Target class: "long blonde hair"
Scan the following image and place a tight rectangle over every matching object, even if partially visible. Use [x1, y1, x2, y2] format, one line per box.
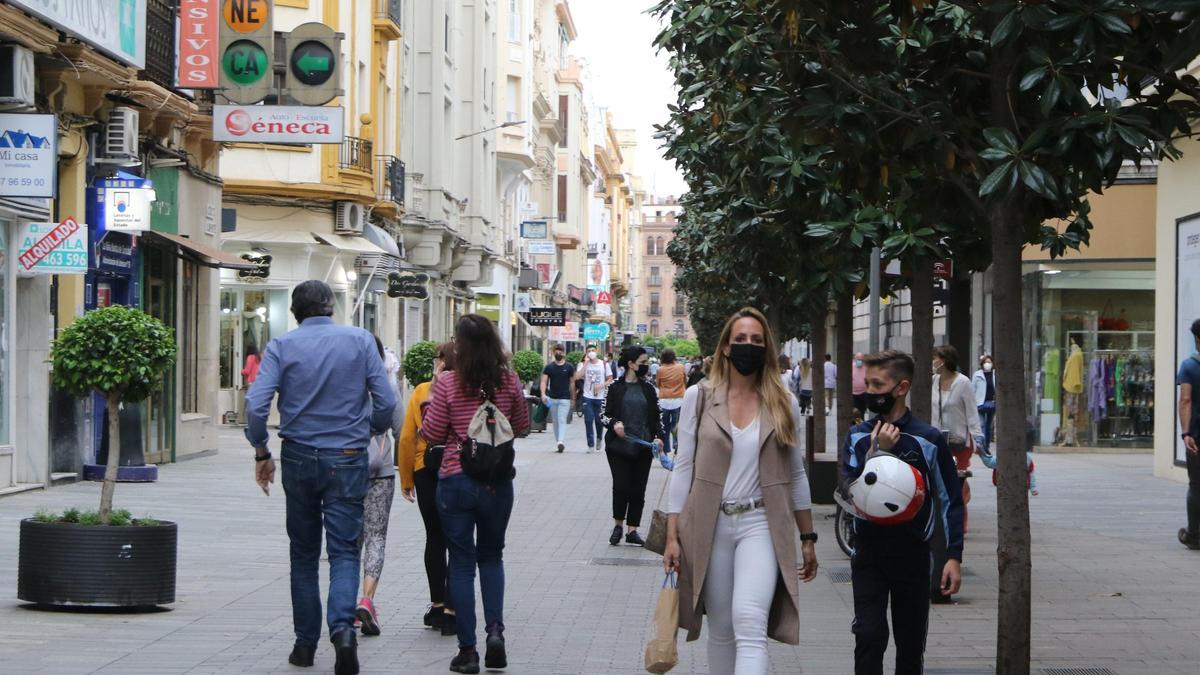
[706, 307, 796, 445]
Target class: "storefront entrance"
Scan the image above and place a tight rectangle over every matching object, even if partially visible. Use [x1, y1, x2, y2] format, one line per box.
[142, 245, 175, 463]
[219, 286, 289, 422]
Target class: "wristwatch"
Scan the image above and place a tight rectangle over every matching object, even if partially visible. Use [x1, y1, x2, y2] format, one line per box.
[1183, 433, 1192, 441]
[799, 532, 818, 543]
[254, 450, 272, 462]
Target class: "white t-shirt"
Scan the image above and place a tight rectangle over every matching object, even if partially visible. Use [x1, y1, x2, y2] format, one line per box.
[581, 360, 608, 400]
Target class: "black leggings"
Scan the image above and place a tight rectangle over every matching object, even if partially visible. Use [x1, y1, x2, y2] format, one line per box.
[606, 447, 653, 528]
[414, 467, 452, 610]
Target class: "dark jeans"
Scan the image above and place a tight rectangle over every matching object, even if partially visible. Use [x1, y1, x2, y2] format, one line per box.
[414, 466, 451, 609]
[661, 407, 681, 455]
[437, 473, 514, 649]
[1187, 450, 1200, 538]
[280, 442, 369, 648]
[582, 398, 605, 448]
[978, 401, 996, 452]
[799, 390, 813, 414]
[606, 447, 653, 527]
[851, 534, 932, 675]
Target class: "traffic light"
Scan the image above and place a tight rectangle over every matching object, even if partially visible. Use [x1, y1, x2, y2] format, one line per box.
[284, 23, 343, 106]
[219, 0, 274, 105]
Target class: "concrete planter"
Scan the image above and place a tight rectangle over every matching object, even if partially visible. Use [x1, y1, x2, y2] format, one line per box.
[17, 519, 177, 609]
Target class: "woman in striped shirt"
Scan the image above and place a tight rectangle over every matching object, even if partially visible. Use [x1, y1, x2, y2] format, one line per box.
[422, 315, 530, 674]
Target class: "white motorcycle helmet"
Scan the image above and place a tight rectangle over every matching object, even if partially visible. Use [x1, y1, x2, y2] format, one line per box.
[849, 454, 927, 525]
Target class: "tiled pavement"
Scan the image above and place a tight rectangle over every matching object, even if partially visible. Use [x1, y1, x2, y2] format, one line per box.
[0, 416, 1198, 674]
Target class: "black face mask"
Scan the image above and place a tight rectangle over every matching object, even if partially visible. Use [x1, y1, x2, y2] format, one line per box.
[865, 385, 903, 415]
[554, 353, 564, 362]
[728, 343, 767, 376]
[636, 364, 650, 378]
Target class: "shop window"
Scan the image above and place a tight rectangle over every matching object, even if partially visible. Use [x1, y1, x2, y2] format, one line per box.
[219, 290, 237, 390]
[181, 262, 199, 413]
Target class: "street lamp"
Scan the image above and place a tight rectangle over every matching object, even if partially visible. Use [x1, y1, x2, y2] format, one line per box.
[455, 120, 528, 141]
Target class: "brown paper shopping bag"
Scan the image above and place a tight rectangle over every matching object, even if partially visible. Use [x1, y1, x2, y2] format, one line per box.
[644, 572, 680, 674]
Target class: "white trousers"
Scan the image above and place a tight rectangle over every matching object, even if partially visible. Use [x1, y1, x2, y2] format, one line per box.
[703, 508, 778, 675]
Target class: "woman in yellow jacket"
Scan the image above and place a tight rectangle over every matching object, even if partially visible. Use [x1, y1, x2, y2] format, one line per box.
[398, 342, 457, 636]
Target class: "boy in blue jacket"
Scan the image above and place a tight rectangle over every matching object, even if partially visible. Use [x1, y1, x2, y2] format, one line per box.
[840, 350, 965, 675]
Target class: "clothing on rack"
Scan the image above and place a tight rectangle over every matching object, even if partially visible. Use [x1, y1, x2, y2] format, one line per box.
[1087, 357, 1108, 422]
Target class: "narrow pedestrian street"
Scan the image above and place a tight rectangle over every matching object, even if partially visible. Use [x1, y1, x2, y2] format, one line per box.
[0, 420, 1196, 674]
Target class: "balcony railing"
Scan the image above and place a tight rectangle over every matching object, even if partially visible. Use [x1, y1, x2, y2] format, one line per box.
[141, 0, 177, 91]
[376, 0, 403, 26]
[376, 155, 405, 207]
[673, 305, 686, 317]
[649, 307, 662, 317]
[340, 137, 374, 173]
[648, 276, 663, 287]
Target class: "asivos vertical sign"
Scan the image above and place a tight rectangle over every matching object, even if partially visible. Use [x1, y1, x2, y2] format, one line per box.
[178, 0, 220, 87]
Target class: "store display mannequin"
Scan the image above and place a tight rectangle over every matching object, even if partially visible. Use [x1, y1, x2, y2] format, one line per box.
[1060, 339, 1084, 446]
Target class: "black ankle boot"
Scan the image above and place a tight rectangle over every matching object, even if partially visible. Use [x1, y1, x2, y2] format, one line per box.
[450, 647, 480, 674]
[331, 629, 359, 675]
[288, 644, 315, 667]
[442, 612, 458, 636]
[424, 604, 446, 628]
[485, 624, 507, 670]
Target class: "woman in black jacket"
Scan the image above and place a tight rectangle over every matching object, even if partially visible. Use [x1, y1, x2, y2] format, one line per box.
[600, 346, 665, 547]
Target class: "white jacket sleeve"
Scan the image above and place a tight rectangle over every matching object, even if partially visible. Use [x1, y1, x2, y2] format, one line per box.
[961, 376, 984, 445]
[789, 395, 813, 511]
[666, 386, 701, 514]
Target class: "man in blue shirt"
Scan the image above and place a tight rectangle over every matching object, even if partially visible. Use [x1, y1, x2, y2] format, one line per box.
[1176, 318, 1200, 550]
[840, 350, 964, 675]
[247, 280, 396, 675]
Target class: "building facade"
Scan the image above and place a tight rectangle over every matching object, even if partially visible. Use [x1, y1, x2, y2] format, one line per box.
[635, 197, 693, 340]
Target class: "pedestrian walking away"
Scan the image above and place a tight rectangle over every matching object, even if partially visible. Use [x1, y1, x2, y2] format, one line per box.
[824, 354, 837, 415]
[1176, 318, 1200, 551]
[840, 350, 964, 675]
[600, 346, 666, 548]
[422, 315, 531, 674]
[663, 307, 818, 675]
[577, 345, 613, 453]
[972, 354, 997, 454]
[354, 337, 404, 637]
[852, 352, 868, 420]
[398, 343, 458, 635]
[656, 348, 688, 456]
[795, 357, 814, 415]
[245, 280, 398, 675]
[541, 344, 576, 453]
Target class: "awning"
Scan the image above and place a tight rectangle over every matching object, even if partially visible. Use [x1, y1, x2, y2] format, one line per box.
[140, 231, 259, 270]
[222, 228, 320, 245]
[313, 232, 388, 254]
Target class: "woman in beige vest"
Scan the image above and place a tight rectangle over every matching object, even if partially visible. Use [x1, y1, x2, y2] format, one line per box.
[663, 307, 818, 674]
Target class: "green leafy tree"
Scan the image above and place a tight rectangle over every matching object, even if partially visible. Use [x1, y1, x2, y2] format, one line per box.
[512, 350, 545, 386]
[656, 1, 1200, 670]
[402, 341, 438, 386]
[565, 350, 584, 366]
[50, 306, 176, 525]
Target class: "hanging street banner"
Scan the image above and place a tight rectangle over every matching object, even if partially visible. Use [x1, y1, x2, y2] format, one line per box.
[213, 105, 345, 144]
[8, 0, 146, 68]
[549, 321, 578, 342]
[179, 0, 220, 87]
[528, 307, 567, 327]
[526, 240, 555, 255]
[0, 113, 57, 198]
[520, 220, 548, 238]
[18, 218, 88, 276]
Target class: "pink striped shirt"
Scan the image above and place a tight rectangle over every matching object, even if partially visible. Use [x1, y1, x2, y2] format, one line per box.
[421, 370, 530, 479]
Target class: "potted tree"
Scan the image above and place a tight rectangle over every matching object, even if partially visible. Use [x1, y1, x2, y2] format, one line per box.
[18, 305, 178, 609]
[512, 350, 546, 433]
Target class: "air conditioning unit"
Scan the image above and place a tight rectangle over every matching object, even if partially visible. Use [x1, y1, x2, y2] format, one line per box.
[335, 201, 366, 234]
[105, 107, 139, 160]
[0, 44, 35, 108]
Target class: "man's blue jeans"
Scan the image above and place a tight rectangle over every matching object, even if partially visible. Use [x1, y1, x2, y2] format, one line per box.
[582, 397, 605, 448]
[977, 402, 996, 452]
[280, 442, 369, 648]
[661, 407, 681, 455]
[548, 398, 572, 443]
[437, 473, 514, 649]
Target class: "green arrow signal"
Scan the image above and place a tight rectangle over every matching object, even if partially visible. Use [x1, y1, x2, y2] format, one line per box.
[296, 52, 330, 75]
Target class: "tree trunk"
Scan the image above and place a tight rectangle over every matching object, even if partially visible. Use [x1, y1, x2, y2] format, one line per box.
[949, 272, 973, 362]
[992, 209, 1033, 674]
[99, 393, 122, 525]
[909, 256, 934, 421]
[809, 303, 828, 455]
[836, 294, 855, 443]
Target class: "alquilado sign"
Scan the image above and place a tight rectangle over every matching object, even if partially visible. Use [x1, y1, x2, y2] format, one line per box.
[18, 217, 88, 276]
